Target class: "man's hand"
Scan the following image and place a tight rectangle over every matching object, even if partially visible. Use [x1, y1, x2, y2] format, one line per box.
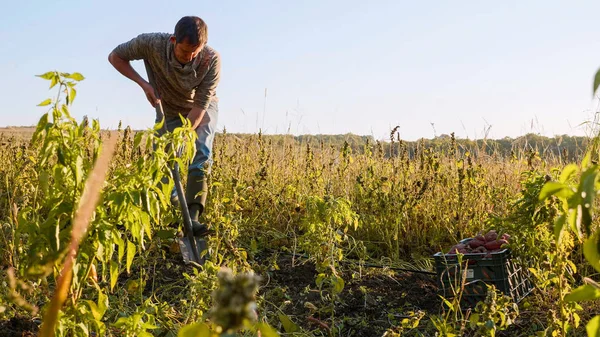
[187, 107, 206, 130]
[140, 81, 160, 107]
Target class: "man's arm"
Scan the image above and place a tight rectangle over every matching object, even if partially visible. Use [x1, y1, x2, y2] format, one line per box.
[186, 107, 206, 130]
[108, 53, 158, 107]
[191, 51, 221, 128]
[108, 34, 159, 107]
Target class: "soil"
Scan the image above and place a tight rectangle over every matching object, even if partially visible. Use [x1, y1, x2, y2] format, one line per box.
[259, 254, 441, 336]
[0, 316, 37, 337]
[0, 249, 554, 336]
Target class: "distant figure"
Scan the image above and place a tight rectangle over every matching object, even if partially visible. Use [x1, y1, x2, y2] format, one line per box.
[108, 16, 221, 236]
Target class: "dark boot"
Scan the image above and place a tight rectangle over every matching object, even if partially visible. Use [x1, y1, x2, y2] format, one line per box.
[186, 174, 210, 237]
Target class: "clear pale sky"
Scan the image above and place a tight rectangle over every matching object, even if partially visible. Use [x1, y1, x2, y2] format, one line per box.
[1, 1, 599, 141]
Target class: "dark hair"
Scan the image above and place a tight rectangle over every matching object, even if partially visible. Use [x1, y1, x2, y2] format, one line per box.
[174, 16, 208, 46]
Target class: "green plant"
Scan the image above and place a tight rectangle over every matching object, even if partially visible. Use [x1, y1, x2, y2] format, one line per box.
[468, 285, 519, 337]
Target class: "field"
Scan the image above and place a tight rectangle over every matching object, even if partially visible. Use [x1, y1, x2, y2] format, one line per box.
[1, 72, 600, 337]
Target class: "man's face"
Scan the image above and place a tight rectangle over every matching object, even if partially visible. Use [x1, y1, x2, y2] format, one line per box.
[170, 36, 204, 64]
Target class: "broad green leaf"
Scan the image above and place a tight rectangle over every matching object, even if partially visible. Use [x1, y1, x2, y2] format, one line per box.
[469, 313, 480, 329]
[315, 273, 326, 287]
[97, 290, 108, 316]
[126, 240, 136, 273]
[560, 164, 579, 183]
[40, 171, 49, 195]
[37, 71, 55, 80]
[110, 260, 118, 291]
[76, 322, 89, 335]
[332, 275, 345, 294]
[499, 310, 507, 327]
[565, 284, 600, 302]
[49, 76, 58, 89]
[85, 300, 102, 321]
[142, 322, 158, 329]
[37, 98, 52, 107]
[584, 234, 600, 273]
[67, 72, 85, 81]
[177, 322, 211, 337]
[70, 88, 77, 104]
[278, 313, 300, 333]
[61, 105, 74, 121]
[587, 315, 600, 337]
[579, 169, 597, 236]
[32, 112, 49, 144]
[154, 117, 165, 132]
[257, 323, 280, 337]
[594, 67, 600, 96]
[115, 235, 125, 261]
[114, 317, 128, 327]
[567, 208, 580, 239]
[141, 212, 152, 240]
[539, 181, 570, 201]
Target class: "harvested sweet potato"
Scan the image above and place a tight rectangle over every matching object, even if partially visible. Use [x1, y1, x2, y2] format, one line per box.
[468, 239, 485, 249]
[484, 240, 503, 251]
[484, 230, 498, 242]
[447, 243, 468, 255]
[473, 246, 486, 253]
[475, 234, 485, 242]
[501, 233, 511, 241]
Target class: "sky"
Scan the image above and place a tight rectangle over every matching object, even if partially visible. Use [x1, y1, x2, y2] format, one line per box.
[1, 1, 600, 141]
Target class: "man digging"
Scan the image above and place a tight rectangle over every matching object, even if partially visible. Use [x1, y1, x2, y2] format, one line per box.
[108, 16, 220, 238]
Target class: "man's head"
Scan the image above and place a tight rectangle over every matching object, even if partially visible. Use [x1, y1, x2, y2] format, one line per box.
[170, 16, 208, 64]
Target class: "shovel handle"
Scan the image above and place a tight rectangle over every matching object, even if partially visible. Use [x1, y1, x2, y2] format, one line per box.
[143, 61, 202, 264]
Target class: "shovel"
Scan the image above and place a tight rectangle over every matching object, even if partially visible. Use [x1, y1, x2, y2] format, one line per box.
[144, 61, 208, 266]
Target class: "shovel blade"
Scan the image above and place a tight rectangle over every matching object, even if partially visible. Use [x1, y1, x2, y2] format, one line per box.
[178, 237, 209, 265]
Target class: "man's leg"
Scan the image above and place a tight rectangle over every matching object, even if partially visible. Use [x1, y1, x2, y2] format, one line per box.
[187, 100, 219, 227]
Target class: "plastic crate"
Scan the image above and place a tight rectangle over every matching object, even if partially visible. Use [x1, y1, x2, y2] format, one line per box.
[433, 238, 533, 307]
